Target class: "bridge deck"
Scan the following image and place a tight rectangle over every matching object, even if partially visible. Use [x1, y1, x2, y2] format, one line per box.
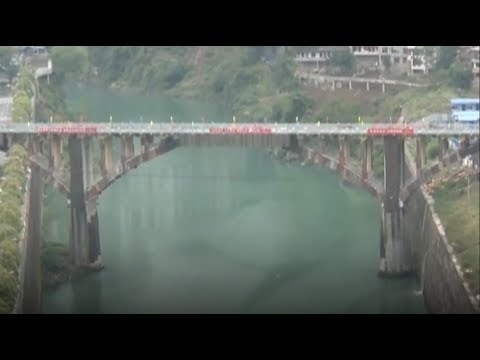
[1, 122, 479, 136]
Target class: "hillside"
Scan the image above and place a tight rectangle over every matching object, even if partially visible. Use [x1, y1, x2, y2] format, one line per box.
[88, 46, 313, 122]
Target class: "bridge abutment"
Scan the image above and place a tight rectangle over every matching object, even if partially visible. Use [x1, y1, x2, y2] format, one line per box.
[379, 136, 414, 277]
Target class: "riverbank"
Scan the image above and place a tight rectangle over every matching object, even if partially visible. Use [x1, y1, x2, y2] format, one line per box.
[430, 167, 479, 299]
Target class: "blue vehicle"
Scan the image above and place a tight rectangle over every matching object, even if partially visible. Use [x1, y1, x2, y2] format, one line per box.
[450, 98, 480, 123]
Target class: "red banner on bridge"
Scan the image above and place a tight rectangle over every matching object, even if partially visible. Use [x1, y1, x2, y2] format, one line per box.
[367, 126, 414, 136]
[208, 125, 272, 134]
[37, 125, 98, 134]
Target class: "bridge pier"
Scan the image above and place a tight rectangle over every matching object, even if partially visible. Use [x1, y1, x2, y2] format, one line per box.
[382, 82, 385, 94]
[379, 136, 413, 277]
[349, 81, 352, 90]
[415, 135, 428, 177]
[100, 136, 113, 177]
[437, 136, 449, 167]
[367, 81, 370, 92]
[337, 136, 346, 173]
[361, 137, 373, 181]
[82, 137, 94, 190]
[68, 136, 102, 268]
[27, 135, 41, 155]
[51, 135, 62, 172]
[0, 133, 12, 152]
[121, 135, 134, 169]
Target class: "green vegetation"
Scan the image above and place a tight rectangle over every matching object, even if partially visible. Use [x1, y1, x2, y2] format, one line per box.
[12, 66, 35, 123]
[327, 50, 356, 76]
[448, 62, 474, 90]
[51, 46, 89, 82]
[432, 176, 479, 296]
[436, 46, 458, 71]
[0, 46, 19, 85]
[0, 144, 29, 314]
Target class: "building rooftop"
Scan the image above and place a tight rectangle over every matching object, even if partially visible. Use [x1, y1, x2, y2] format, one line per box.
[451, 98, 480, 105]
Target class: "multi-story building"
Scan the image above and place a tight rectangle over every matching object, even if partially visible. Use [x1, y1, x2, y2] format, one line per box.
[293, 46, 349, 73]
[470, 46, 479, 80]
[294, 46, 438, 77]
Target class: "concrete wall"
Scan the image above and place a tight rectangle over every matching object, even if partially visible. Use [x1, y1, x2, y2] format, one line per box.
[21, 163, 44, 314]
[403, 154, 479, 313]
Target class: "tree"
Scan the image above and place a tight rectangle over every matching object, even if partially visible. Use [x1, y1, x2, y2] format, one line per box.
[448, 62, 473, 90]
[382, 55, 391, 72]
[0, 47, 13, 71]
[271, 54, 298, 91]
[436, 46, 458, 70]
[242, 47, 262, 66]
[0, 223, 18, 242]
[328, 50, 355, 75]
[51, 46, 89, 81]
[7, 144, 28, 164]
[3, 155, 25, 170]
[0, 265, 18, 311]
[15, 76, 34, 97]
[0, 240, 21, 273]
[12, 94, 32, 123]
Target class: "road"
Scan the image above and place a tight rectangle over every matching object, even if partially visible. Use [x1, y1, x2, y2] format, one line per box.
[0, 121, 478, 136]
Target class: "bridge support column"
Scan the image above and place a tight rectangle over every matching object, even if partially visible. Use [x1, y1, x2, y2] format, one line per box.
[22, 163, 44, 314]
[337, 136, 346, 173]
[382, 82, 385, 94]
[68, 136, 102, 268]
[51, 135, 62, 172]
[367, 81, 370, 92]
[27, 135, 41, 155]
[349, 81, 352, 90]
[100, 136, 113, 177]
[437, 136, 449, 166]
[140, 134, 155, 153]
[82, 137, 94, 190]
[379, 136, 413, 277]
[318, 136, 326, 153]
[121, 135, 134, 169]
[416, 135, 428, 177]
[362, 137, 373, 180]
